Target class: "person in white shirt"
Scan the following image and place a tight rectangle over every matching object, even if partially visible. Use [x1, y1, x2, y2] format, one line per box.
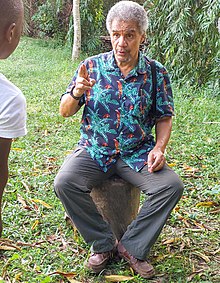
[0, 0, 27, 236]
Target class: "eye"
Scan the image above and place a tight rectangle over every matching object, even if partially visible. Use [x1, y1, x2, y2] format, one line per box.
[112, 33, 120, 39]
[126, 33, 134, 40]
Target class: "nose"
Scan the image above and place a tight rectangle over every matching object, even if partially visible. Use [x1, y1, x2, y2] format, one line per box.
[118, 35, 127, 46]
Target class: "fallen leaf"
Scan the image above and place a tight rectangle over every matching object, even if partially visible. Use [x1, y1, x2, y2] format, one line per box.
[14, 272, 23, 281]
[192, 221, 206, 229]
[60, 236, 68, 250]
[48, 271, 76, 277]
[17, 195, 32, 210]
[17, 240, 46, 247]
[164, 238, 180, 245]
[31, 220, 39, 230]
[0, 245, 21, 251]
[31, 199, 53, 209]
[155, 254, 170, 261]
[196, 201, 219, 208]
[208, 248, 220, 255]
[209, 208, 220, 214]
[162, 237, 181, 245]
[179, 241, 186, 252]
[183, 165, 199, 172]
[21, 180, 30, 192]
[11, 147, 23, 151]
[187, 269, 206, 281]
[192, 251, 210, 263]
[167, 163, 176, 167]
[0, 239, 21, 251]
[104, 275, 134, 282]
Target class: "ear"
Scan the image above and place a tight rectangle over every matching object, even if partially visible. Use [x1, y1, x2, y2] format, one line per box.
[5, 23, 16, 43]
[141, 34, 146, 44]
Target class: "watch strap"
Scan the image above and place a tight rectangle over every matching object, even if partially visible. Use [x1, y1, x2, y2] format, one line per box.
[69, 88, 83, 100]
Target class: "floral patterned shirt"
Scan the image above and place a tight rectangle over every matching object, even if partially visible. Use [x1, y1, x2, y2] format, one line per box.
[66, 51, 174, 172]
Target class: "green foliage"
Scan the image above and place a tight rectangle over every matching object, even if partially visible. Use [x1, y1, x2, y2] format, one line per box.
[80, 0, 104, 54]
[145, 0, 220, 88]
[32, 0, 69, 43]
[66, 0, 105, 53]
[31, 0, 104, 53]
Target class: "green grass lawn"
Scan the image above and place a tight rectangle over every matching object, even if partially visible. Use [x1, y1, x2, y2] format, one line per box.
[0, 37, 219, 283]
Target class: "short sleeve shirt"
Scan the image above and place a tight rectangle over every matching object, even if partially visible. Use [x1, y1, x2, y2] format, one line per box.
[66, 51, 174, 172]
[0, 73, 27, 138]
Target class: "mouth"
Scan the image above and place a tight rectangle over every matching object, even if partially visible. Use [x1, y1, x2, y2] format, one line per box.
[116, 50, 127, 56]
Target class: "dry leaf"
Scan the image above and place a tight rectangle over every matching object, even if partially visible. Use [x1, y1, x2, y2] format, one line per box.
[192, 251, 210, 263]
[31, 220, 39, 230]
[48, 271, 76, 277]
[11, 147, 23, 151]
[183, 165, 199, 172]
[31, 199, 53, 209]
[17, 195, 32, 210]
[162, 237, 181, 245]
[209, 208, 220, 214]
[13, 272, 23, 281]
[17, 240, 46, 247]
[0, 239, 21, 251]
[187, 269, 205, 281]
[104, 275, 134, 282]
[0, 245, 21, 251]
[21, 180, 30, 192]
[179, 241, 186, 252]
[167, 163, 176, 167]
[155, 254, 170, 261]
[196, 201, 218, 208]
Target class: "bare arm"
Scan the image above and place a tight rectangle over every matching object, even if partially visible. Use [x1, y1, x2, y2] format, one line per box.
[0, 137, 12, 235]
[59, 64, 95, 117]
[147, 116, 172, 173]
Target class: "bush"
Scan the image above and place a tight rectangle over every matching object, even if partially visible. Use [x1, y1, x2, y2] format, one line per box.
[80, 0, 104, 54]
[145, 0, 219, 88]
[32, 0, 72, 43]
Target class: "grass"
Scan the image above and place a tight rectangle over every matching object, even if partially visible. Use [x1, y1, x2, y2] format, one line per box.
[0, 37, 219, 283]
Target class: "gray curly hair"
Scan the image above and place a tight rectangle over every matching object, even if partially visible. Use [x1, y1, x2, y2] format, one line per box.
[106, 1, 148, 34]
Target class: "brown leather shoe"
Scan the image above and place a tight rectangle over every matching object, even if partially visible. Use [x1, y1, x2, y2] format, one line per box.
[117, 241, 155, 279]
[86, 247, 117, 273]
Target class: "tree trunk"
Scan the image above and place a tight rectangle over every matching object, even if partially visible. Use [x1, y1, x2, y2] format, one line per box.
[91, 175, 140, 240]
[72, 0, 81, 60]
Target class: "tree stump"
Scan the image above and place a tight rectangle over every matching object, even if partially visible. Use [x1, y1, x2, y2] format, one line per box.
[91, 175, 140, 240]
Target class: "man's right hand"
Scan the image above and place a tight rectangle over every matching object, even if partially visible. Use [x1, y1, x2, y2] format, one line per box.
[59, 64, 95, 117]
[73, 64, 96, 97]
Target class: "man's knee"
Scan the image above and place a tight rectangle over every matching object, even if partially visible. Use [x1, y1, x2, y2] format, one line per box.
[54, 170, 89, 198]
[54, 171, 76, 197]
[54, 172, 64, 197]
[168, 174, 184, 199]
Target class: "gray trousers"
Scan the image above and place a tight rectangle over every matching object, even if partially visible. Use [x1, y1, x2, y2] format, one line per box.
[54, 147, 184, 260]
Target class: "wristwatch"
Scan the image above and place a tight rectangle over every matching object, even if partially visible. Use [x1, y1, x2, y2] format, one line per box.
[69, 87, 83, 100]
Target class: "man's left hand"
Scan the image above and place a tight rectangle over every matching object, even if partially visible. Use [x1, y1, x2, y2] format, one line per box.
[147, 148, 166, 173]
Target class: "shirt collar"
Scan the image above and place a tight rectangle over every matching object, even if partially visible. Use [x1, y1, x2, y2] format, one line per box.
[105, 51, 148, 75]
[105, 51, 118, 71]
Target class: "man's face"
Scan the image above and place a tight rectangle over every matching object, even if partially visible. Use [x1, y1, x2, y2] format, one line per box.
[110, 19, 145, 66]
